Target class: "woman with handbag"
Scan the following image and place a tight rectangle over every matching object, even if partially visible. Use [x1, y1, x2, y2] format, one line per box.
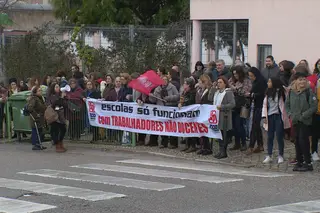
[47, 83, 67, 153]
[228, 66, 252, 151]
[262, 78, 290, 164]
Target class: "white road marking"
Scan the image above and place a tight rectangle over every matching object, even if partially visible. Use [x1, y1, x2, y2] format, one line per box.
[0, 197, 56, 213]
[117, 159, 293, 178]
[0, 178, 125, 201]
[19, 169, 184, 191]
[231, 199, 320, 213]
[71, 163, 243, 183]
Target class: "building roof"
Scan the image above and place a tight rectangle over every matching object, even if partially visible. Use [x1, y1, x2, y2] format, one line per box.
[9, 2, 53, 11]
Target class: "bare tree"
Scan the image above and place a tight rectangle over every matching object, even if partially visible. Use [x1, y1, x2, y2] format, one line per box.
[0, 0, 23, 12]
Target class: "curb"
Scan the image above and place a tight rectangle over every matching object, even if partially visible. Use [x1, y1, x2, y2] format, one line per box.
[65, 141, 257, 168]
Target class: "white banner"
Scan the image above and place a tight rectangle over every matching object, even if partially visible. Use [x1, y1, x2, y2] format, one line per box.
[86, 99, 222, 139]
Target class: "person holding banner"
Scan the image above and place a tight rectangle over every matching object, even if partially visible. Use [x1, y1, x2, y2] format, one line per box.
[213, 76, 235, 159]
[149, 75, 180, 149]
[196, 74, 216, 155]
[179, 77, 198, 153]
[83, 80, 101, 143]
[136, 90, 159, 146]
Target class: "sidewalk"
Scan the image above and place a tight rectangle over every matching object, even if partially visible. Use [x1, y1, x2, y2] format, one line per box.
[66, 138, 304, 172]
[3, 136, 318, 172]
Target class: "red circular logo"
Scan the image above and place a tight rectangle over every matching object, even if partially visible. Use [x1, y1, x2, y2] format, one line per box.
[208, 110, 217, 124]
[88, 101, 95, 113]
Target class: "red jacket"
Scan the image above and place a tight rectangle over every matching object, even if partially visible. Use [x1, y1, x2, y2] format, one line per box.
[307, 74, 317, 92]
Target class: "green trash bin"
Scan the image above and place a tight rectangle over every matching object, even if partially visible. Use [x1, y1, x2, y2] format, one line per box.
[8, 90, 48, 141]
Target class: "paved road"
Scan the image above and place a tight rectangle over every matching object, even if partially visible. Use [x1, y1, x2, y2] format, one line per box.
[0, 142, 320, 213]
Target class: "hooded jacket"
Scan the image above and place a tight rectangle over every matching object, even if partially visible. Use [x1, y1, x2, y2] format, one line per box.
[285, 81, 317, 126]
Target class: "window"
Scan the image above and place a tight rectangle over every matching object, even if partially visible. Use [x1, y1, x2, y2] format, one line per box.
[257, 45, 272, 70]
[200, 20, 248, 65]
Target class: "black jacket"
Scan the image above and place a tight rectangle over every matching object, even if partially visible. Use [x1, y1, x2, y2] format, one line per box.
[251, 77, 267, 108]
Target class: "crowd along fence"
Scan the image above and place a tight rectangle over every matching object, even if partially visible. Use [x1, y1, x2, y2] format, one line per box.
[4, 96, 222, 147]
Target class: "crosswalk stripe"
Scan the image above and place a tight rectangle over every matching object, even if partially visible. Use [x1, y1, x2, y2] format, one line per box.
[230, 199, 320, 213]
[71, 163, 243, 183]
[0, 178, 125, 201]
[117, 159, 293, 178]
[0, 197, 56, 213]
[19, 169, 185, 191]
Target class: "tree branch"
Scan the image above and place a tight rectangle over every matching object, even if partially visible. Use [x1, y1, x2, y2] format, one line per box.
[0, 0, 24, 12]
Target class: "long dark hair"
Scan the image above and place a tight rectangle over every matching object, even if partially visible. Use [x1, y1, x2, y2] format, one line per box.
[48, 83, 61, 96]
[231, 66, 245, 83]
[266, 78, 285, 101]
[314, 59, 320, 74]
[194, 61, 204, 71]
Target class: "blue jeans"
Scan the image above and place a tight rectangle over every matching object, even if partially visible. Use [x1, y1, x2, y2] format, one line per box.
[267, 114, 284, 156]
[232, 111, 246, 146]
[32, 127, 43, 147]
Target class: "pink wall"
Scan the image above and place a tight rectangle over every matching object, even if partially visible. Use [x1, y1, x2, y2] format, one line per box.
[191, 0, 320, 68]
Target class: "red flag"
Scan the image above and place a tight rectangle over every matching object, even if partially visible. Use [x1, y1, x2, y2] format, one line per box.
[128, 70, 164, 95]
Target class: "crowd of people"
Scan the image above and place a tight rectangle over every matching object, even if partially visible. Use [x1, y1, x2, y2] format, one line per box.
[1, 56, 319, 172]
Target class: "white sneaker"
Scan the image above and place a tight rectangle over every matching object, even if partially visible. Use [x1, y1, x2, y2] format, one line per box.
[278, 156, 284, 164]
[312, 152, 320, 161]
[263, 156, 272, 164]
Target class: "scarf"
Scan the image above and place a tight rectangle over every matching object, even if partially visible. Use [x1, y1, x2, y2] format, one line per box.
[213, 89, 227, 106]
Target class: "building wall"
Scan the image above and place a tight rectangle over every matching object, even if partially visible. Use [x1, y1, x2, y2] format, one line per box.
[190, 0, 320, 67]
[8, 10, 58, 31]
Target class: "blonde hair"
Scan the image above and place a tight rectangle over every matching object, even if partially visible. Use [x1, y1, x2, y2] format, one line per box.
[120, 73, 131, 82]
[199, 74, 213, 89]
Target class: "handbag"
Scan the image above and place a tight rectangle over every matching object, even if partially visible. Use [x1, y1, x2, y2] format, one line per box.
[44, 105, 58, 124]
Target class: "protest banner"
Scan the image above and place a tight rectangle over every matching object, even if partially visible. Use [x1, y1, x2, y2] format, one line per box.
[86, 99, 222, 139]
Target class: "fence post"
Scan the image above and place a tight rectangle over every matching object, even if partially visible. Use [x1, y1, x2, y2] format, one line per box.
[131, 132, 136, 147]
[129, 25, 134, 43]
[5, 101, 11, 141]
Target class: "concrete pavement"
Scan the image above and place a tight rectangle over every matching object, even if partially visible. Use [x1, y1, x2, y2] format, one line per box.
[0, 142, 320, 213]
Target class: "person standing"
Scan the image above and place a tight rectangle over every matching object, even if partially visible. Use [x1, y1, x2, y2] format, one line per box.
[8, 78, 19, 138]
[179, 77, 197, 153]
[27, 86, 47, 150]
[229, 66, 252, 151]
[66, 78, 84, 140]
[47, 83, 67, 152]
[247, 67, 267, 155]
[149, 75, 180, 149]
[192, 61, 205, 81]
[261, 55, 280, 81]
[286, 71, 317, 172]
[213, 76, 235, 159]
[262, 78, 290, 164]
[216, 59, 232, 79]
[196, 74, 216, 155]
[311, 59, 320, 161]
[206, 61, 218, 82]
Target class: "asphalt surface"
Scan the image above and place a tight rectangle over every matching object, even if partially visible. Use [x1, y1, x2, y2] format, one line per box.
[0, 142, 320, 213]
